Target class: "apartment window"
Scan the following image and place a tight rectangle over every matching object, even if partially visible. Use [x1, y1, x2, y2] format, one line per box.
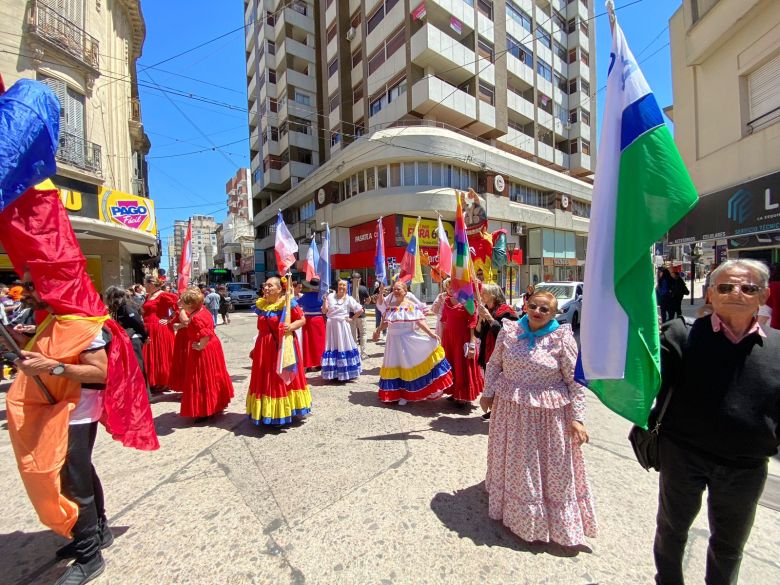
[553, 41, 567, 62]
[535, 27, 551, 49]
[581, 139, 590, 156]
[367, 167, 376, 190]
[358, 170, 366, 193]
[477, 0, 493, 20]
[368, 49, 385, 74]
[403, 162, 415, 186]
[478, 81, 495, 106]
[300, 200, 315, 220]
[387, 78, 407, 103]
[328, 57, 338, 77]
[536, 59, 552, 82]
[555, 73, 567, 92]
[553, 10, 567, 31]
[354, 118, 365, 137]
[369, 94, 384, 117]
[581, 109, 590, 125]
[389, 163, 401, 187]
[292, 89, 311, 106]
[329, 91, 340, 113]
[431, 162, 442, 186]
[418, 161, 430, 186]
[367, 7, 384, 33]
[269, 97, 278, 112]
[506, 1, 531, 31]
[580, 50, 589, 66]
[568, 79, 577, 94]
[266, 11, 275, 26]
[507, 34, 532, 68]
[40, 75, 85, 141]
[566, 18, 576, 34]
[568, 49, 577, 64]
[477, 37, 494, 62]
[268, 69, 276, 84]
[386, 27, 405, 59]
[569, 139, 578, 155]
[581, 79, 590, 96]
[267, 41, 275, 55]
[351, 10, 361, 28]
[327, 23, 337, 43]
[353, 83, 364, 103]
[378, 165, 388, 188]
[580, 20, 589, 36]
[352, 48, 362, 68]
[746, 54, 780, 132]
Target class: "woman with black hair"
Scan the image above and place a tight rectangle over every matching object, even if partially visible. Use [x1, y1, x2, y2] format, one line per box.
[104, 286, 148, 393]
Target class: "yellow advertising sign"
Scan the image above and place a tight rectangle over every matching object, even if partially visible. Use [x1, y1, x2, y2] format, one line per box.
[98, 188, 157, 235]
[400, 216, 454, 247]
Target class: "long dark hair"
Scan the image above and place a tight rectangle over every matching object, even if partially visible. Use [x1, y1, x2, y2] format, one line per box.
[105, 286, 132, 318]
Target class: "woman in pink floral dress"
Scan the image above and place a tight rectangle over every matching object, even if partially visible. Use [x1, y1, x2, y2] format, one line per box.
[480, 290, 597, 547]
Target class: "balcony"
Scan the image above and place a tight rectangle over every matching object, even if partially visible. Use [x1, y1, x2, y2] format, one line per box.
[411, 23, 475, 86]
[507, 91, 535, 122]
[286, 69, 316, 94]
[411, 76, 477, 127]
[57, 131, 102, 176]
[27, 0, 99, 71]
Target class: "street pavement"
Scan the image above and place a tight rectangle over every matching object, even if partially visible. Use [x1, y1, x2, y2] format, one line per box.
[1, 307, 779, 585]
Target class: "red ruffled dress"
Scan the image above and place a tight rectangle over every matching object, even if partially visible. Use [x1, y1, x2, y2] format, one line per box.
[180, 307, 234, 418]
[247, 298, 312, 425]
[440, 297, 485, 401]
[167, 311, 190, 393]
[142, 291, 178, 388]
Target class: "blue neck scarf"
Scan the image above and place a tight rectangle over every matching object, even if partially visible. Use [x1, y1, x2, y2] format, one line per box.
[517, 314, 559, 348]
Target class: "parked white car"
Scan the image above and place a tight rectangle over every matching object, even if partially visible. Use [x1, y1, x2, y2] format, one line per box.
[519, 281, 584, 329]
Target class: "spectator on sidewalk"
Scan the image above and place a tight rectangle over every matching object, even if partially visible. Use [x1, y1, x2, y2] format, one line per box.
[204, 287, 221, 326]
[669, 270, 689, 319]
[652, 258, 780, 585]
[656, 268, 675, 322]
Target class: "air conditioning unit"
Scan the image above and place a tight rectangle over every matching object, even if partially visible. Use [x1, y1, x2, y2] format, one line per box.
[346, 27, 356, 42]
[512, 223, 525, 236]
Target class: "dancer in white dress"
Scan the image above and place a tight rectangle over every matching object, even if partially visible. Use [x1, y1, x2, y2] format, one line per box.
[321, 280, 363, 381]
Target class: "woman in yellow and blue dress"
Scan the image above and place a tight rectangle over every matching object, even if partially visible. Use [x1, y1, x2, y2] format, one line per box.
[247, 276, 312, 426]
[374, 281, 452, 405]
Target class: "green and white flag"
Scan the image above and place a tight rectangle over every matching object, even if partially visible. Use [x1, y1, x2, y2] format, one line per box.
[575, 14, 698, 427]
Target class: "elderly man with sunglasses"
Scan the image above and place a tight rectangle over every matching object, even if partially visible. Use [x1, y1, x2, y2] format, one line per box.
[652, 259, 780, 585]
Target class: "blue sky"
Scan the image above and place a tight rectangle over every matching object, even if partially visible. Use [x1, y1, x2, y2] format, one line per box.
[139, 0, 683, 267]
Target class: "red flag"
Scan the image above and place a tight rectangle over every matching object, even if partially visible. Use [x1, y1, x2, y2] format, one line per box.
[177, 219, 192, 291]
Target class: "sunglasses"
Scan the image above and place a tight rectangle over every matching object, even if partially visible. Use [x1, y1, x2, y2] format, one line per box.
[527, 302, 551, 314]
[715, 283, 763, 295]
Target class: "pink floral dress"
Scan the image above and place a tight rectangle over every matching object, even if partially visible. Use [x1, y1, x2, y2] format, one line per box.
[483, 320, 597, 546]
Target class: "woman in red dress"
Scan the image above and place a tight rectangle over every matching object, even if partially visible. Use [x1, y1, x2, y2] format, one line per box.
[141, 276, 178, 391]
[167, 298, 191, 393]
[179, 289, 234, 421]
[440, 278, 485, 406]
[247, 276, 312, 426]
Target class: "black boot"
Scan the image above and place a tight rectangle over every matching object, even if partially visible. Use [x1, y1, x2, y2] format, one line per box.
[54, 553, 105, 585]
[56, 519, 113, 560]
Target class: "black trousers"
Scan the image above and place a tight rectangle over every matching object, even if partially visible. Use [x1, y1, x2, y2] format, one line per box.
[60, 422, 105, 563]
[654, 436, 767, 585]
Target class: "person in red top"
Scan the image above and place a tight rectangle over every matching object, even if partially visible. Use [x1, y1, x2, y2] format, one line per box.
[178, 289, 233, 422]
[440, 279, 485, 406]
[167, 297, 191, 393]
[141, 276, 178, 391]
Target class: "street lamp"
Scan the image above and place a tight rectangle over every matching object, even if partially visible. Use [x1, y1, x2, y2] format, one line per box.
[506, 242, 517, 306]
[690, 244, 702, 305]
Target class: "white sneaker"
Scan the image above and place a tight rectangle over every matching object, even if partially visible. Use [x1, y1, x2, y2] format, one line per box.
[398, 398, 408, 406]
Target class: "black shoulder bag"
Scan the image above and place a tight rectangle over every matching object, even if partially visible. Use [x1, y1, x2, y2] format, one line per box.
[628, 387, 674, 472]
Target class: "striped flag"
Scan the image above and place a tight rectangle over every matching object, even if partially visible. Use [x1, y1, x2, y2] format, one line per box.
[317, 223, 330, 298]
[576, 15, 698, 427]
[436, 215, 452, 277]
[274, 211, 298, 275]
[375, 217, 387, 285]
[399, 217, 423, 284]
[451, 192, 476, 314]
[177, 219, 192, 292]
[303, 234, 319, 281]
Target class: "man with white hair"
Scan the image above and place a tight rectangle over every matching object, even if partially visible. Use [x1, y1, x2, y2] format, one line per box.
[652, 259, 780, 585]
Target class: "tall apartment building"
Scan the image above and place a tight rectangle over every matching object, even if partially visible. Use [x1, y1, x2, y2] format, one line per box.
[0, 0, 157, 289]
[190, 215, 218, 282]
[667, 0, 780, 272]
[220, 168, 257, 281]
[245, 0, 596, 299]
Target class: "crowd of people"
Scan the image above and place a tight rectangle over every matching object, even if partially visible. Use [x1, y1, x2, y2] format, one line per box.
[3, 258, 778, 585]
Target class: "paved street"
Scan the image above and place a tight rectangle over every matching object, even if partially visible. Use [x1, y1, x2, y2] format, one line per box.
[1, 310, 779, 585]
